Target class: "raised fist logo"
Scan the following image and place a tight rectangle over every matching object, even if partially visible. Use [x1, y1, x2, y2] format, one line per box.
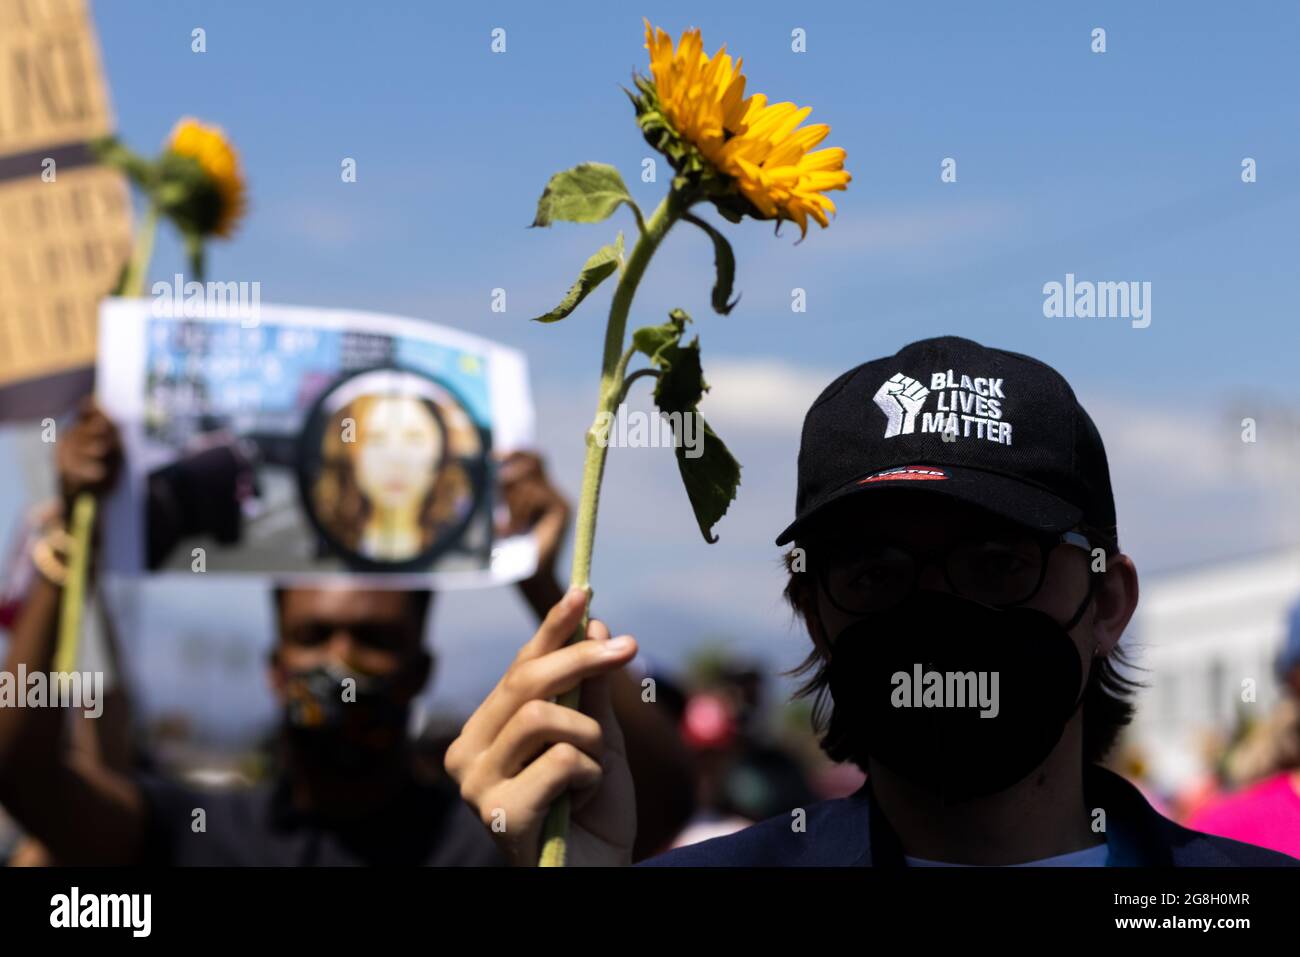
[873, 373, 929, 438]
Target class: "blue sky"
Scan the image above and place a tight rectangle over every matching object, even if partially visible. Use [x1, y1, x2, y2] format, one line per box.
[94, 0, 1300, 398]
[3, 1, 1299, 740]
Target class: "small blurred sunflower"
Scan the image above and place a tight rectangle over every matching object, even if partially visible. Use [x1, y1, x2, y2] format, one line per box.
[633, 21, 850, 236]
[161, 117, 247, 239]
[92, 116, 248, 287]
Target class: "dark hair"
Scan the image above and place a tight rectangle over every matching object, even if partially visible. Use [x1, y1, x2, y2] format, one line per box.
[781, 522, 1143, 767]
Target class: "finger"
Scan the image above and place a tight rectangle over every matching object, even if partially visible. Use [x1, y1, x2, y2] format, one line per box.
[458, 740, 599, 867]
[507, 635, 636, 706]
[498, 485, 543, 538]
[516, 587, 588, 662]
[456, 624, 632, 758]
[501, 742, 603, 824]
[489, 699, 604, 778]
[579, 630, 631, 759]
[77, 406, 113, 437]
[79, 438, 115, 461]
[573, 626, 629, 821]
[452, 589, 588, 753]
[101, 414, 123, 449]
[66, 462, 108, 487]
[529, 498, 570, 545]
[496, 451, 541, 487]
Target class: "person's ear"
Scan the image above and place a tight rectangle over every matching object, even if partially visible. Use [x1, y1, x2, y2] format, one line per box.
[1090, 553, 1139, 657]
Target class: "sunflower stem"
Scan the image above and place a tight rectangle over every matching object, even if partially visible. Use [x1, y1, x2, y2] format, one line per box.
[537, 190, 684, 867]
[57, 200, 161, 686]
[119, 202, 159, 298]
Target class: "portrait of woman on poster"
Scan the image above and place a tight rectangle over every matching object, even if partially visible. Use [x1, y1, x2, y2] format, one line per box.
[307, 381, 485, 566]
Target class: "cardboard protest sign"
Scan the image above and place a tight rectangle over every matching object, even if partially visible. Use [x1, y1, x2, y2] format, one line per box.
[0, 0, 132, 419]
[97, 299, 539, 588]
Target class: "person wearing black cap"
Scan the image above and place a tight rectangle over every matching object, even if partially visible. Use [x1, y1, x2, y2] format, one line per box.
[445, 337, 1299, 866]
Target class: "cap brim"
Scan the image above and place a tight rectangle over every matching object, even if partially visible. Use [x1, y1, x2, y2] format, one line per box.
[774, 464, 1083, 546]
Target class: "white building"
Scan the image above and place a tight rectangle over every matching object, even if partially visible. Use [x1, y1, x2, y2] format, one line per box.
[1124, 545, 1300, 789]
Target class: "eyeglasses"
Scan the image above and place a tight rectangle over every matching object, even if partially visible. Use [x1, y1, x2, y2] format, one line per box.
[813, 530, 1092, 616]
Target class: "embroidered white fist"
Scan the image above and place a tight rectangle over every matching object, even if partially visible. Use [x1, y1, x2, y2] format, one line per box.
[873, 373, 929, 438]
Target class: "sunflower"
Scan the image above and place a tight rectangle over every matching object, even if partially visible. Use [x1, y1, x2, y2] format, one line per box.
[637, 21, 850, 236]
[163, 117, 247, 238]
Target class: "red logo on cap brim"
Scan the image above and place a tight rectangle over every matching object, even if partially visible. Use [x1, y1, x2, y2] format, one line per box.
[859, 466, 949, 484]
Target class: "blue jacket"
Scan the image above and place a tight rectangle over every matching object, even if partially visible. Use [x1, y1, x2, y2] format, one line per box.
[643, 766, 1299, 867]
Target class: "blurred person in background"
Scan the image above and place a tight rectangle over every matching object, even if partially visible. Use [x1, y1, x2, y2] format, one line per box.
[0, 403, 692, 864]
[1185, 598, 1300, 858]
[669, 658, 816, 849]
[0, 411, 137, 866]
[446, 336, 1300, 867]
[3, 605, 134, 867]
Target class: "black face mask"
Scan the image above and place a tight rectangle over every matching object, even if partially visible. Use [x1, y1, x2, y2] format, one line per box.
[282, 663, 410, 778]
[824, 589, 1092, 803]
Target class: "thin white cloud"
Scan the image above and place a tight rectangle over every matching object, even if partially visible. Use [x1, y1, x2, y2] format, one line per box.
[264, 201, 365, 250]
[697, 358, 836, 432]
[826, 200, 1024, 254]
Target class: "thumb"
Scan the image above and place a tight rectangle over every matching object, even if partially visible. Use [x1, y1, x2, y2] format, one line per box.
[577, 619, 632, 769]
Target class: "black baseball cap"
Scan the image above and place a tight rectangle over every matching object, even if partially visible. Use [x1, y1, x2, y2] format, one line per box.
[775, 336, 1117, 547]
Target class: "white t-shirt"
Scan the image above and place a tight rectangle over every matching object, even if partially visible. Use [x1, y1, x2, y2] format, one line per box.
[904, 842, 1109, 867]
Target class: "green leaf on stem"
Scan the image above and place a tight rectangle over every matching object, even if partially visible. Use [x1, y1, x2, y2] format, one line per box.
[630, 307, 689, 366]
[683, 213, 739, 315]
[531, 163, 642, 229]
[532, 233, 624, 323]
[654, 330, 706, 412]
[631, 308, 742, 541]
[674, 414, 741, 544]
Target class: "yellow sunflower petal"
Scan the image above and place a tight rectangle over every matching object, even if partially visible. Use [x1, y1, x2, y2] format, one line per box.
[165, 117, 247, 238]
[643, 24, 850, 231]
